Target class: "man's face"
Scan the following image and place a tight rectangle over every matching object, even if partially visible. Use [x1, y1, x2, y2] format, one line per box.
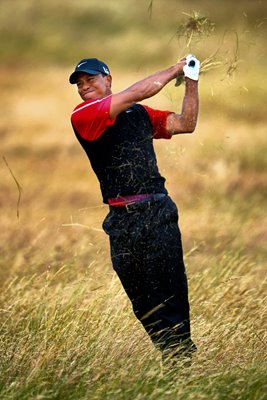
[76, 72, 112, 101]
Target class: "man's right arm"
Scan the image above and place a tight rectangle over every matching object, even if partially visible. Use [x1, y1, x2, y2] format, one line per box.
[109, 60, 186, 119]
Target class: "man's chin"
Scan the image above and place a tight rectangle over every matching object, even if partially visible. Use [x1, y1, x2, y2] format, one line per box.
[82, 93, 99, 101]
[82, 95, 93, 101]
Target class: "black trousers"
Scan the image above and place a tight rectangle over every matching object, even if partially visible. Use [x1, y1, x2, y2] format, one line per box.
[103, 195, 195, 354]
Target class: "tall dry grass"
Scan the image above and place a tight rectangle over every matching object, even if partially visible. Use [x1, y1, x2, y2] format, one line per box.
[1, 63, 266, 398]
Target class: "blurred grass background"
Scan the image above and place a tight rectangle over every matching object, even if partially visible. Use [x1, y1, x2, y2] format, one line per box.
[0, 0, 266, 399]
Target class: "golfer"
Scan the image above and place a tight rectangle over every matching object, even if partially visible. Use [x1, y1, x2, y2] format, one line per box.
[69, 55, 200, 363]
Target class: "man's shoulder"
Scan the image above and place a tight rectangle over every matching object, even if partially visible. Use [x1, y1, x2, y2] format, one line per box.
[72, 95, 111, 115]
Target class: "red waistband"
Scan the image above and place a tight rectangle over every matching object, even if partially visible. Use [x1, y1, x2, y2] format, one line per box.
[108, 194, 153, 206]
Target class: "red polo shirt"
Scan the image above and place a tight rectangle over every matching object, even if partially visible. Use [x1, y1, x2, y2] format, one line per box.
[71, 95, 173, 141]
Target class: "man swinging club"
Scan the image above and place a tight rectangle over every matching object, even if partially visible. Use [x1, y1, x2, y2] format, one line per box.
[69, 54, 200, 363]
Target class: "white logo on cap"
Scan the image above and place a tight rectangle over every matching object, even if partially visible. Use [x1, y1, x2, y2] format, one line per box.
[77, 61, 87, 68]
[103, 66, 109, 74]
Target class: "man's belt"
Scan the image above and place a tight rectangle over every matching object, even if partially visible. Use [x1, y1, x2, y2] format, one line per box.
[108, 193, 166, 212]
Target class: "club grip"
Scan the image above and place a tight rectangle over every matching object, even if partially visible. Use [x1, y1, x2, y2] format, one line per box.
[175, 76, 184, 87]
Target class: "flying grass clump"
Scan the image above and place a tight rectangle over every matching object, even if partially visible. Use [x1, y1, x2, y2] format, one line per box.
[175, 11, 240, 86]
[175, 11, 219, 86]
[149, 7, 224, 76]
[176, 11, 215, 48]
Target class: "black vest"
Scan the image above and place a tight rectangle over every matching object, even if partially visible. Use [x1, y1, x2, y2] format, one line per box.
[73, 104, 167, 203]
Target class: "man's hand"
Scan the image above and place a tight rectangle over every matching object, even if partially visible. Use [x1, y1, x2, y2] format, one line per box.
[183, 54, 200, 81]
[175, 58, 187, 76]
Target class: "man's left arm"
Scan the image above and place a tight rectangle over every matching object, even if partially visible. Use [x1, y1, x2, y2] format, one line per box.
[166, 55, 200, 135]
[166, 78, 199, 135]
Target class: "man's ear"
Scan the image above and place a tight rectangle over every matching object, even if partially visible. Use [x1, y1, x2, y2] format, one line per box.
[105, 74, 112, 89]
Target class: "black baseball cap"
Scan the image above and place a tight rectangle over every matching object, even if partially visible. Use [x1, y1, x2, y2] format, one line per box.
[69, 58, 110, 84]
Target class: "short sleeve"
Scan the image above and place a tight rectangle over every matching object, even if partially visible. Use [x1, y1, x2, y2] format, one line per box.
[143, 105, 173, 139]
[71, 95, 116, 141]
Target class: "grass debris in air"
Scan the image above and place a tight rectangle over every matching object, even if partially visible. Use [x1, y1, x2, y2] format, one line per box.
[176, 10, 216, 47]
[175, 10, 242, 86]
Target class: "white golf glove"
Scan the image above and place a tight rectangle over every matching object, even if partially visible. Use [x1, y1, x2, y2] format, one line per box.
[183, 54, 200, 81]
